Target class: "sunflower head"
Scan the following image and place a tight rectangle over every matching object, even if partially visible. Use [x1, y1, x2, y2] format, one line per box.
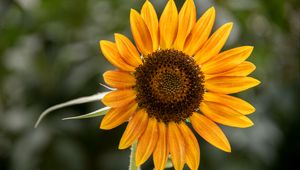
[99, 0, 260, 169]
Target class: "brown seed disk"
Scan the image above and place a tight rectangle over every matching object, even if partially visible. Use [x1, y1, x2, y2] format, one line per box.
[135, 49, 205, 123]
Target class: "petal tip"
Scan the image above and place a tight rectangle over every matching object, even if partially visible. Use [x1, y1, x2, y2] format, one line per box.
[225, 22, 234, 29]
[130, 9, 138, 16]
[256, 79, 261, 85]
[135, 159, 143, 167]
[118, 143, 127, 150]
[102, 71, 108, 78]
[99, 40, 106, 48]
[187, 0, 194, 4]
[248, 45, 254, 50]
[114, 33, 122, 38]
[246, 106, 256, 115]
[220, 22, 233, 32]
[251, 63, 257, 70]
[208, 6, 216, 12]
[219, 139, 231, 153]
[241, 118, 254, 128]
[100, 121, 109, 130]
[225, 146, 232, 153]
[244, 45, 254, 53]
[249, 120, 254, 127]
[99, 40, 113, 52]
[144, 0, 151, 5]
[100, 98, 108, 106]
[222, 141, 231, 153]
[251, 78, 261, 87]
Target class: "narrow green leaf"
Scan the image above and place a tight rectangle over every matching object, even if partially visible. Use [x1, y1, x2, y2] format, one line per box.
[129, 141, 140, 170]
[62, 107, 110, 120]
[34, 92, 109, 128]
[99, 83, 116, 90]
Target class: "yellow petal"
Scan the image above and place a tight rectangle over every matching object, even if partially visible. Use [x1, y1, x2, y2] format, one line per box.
[168, 122, 185, 170]
[119, 109, 148, 149]
[203, 92, 255, 115]
[194, 23, 233, 65]
[173, 0, 196, 51]
[200, 102, 254, 128]
[100, 102, 138, 130]
[190, 112, 231, 152]
[114, 33, 142, 67]
[159, 0, 178, 49]
[153, 122, 168, 170]
[202, 46, 254, 74]
[179, 123, 200, 170]
[141, 0, 159, 51]
[205, 76, 260, 94]
[204, 61, 256, 79]
[99, 40, 135, 72]
[102, 89, 136, 108]
[136, 118, 158, 166]
[103, 70, 136, 89]
[130, 9, 153, 55]
[184, 7, 215, 56]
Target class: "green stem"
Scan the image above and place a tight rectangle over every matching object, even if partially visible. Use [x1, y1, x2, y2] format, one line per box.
[129, 141, 140, 170]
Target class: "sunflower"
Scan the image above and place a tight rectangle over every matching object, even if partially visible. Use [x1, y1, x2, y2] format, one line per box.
[99, 0, 260, 169]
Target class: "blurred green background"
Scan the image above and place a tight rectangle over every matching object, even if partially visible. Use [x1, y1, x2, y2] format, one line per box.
[0, 0, 299, 169]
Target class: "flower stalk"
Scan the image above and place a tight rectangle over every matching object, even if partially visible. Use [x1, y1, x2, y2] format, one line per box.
[129, 141, 140, 170]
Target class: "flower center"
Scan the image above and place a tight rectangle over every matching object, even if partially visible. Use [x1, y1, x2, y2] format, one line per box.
[135, 49, 205, 123]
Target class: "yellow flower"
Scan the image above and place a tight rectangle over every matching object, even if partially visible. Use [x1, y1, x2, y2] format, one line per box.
[99, 0, 260, 169]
